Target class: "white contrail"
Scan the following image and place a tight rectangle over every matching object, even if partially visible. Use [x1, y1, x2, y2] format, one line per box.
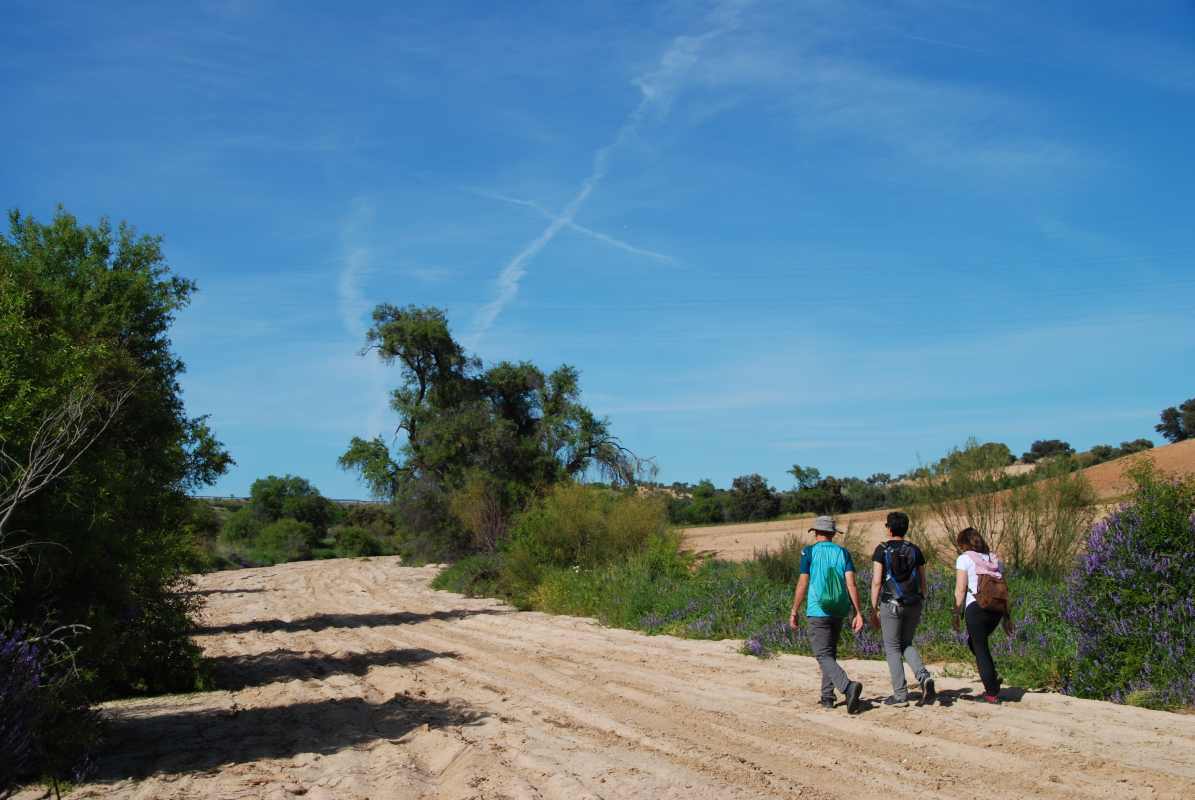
[470, 2, 750, 341]
[474, 189, 675, 264]
[336, 199, 390, 438]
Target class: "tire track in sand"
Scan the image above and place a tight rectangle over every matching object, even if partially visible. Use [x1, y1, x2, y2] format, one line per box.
[54, 557, 1195, 800]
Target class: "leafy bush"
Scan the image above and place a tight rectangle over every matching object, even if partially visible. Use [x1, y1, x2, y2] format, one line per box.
[1063, 464, 1195, 707]
[246, 519, 316, 566]
[248, 475, 332, 537]
[666, 479, 724, 525]
[221, 506, 262, 543]
[431, 553, 504, 598]
[911, 438, 1095, 574]
[0, 208, 231, 701]
[746, 533, 806, 586]
[500, 484, 667, 604]
[1, 628, 101, 794]
[344, 504, 397, 539]
[332, 525, 387, 558]
[449, 472, 516, 552]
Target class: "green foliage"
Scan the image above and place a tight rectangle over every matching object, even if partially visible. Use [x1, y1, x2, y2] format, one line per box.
[912, 439, 1096, 574]
[665, 479, 724, 525]
[0, 208, 230, 703]
[724, 473, 780, 522]
[1155, 397, 1194, 443]
[339, 304, 649, 561]
[343, 504, 397, 539]
[1022, 439, 1074, 464]
[247, 519, 316, 566]
[782, 475, 852, 515]
[1081, 438, 1153, 468]
[430, 553, 504, 598]
[500, 484, 668, 604]
[686, 479, 724, 523]
[331, 525, 389, 558]
[940, 441, 1015, 470]
[1063, 464, 1195, 707]
[222, 506, 263, 542]
[745, 533, 805, 586]
[248, 474, 332, 536]
[1002, 462, 1098, 575]
[787, 465, 821, 489]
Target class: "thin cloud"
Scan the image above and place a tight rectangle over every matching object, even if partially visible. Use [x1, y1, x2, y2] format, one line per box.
[336, 198, 390, 439]
[473, 189, 676, 264]
[336, 200, 375, 339]
[469, 0, 751, 343]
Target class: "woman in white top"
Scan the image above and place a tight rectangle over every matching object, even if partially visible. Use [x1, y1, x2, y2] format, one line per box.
[952, 527, 1013, 703]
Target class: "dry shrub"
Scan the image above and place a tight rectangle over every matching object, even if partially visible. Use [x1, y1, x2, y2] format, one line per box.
[912, 444, 1097, 575]
[449, 472, 511, 552]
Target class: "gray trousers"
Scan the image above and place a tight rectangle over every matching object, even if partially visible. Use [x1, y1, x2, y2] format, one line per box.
[879, 601, 930, 700]
[808, 616, 851, 700]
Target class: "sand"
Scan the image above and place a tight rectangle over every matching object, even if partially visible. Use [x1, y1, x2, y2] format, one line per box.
[37, 556, 1195, 800]
[685, 438, 1195, 562]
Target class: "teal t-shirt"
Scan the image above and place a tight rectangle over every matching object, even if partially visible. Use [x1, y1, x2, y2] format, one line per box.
[799, 541, 856, 618]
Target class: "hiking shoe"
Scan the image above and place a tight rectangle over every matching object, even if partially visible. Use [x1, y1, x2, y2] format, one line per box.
[845, 681, 863, 715]
[980, 693, 1001, 705]
[819, 697, 835, 709]
[916, 677, 937, 707]
[882, 695, 909, 707]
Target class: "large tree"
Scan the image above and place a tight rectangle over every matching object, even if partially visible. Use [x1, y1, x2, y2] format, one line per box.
[725, 473, 781, 522]
[1022, 439, 1074, 464]
[339, 304, 646, 557]
[0, 208, 231, 697]
[1156, 398, 1194, 443]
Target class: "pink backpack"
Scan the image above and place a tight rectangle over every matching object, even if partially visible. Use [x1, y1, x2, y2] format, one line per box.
[965, 552, 1009, 614]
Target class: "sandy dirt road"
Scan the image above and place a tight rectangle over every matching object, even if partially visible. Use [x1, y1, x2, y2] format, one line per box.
[48, 556, 1195, 800]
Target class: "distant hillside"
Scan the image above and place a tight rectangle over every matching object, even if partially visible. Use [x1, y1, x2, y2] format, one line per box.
[1081, 437, 1195, 500]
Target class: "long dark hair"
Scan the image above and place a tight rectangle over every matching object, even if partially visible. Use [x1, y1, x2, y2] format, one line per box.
[956, 527, 990, 555]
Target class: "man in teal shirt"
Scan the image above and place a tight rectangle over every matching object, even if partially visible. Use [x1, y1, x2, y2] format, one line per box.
[789, 516, 866, 713]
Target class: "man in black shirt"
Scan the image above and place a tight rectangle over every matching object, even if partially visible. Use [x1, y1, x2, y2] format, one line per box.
[869, 511, 936, 707]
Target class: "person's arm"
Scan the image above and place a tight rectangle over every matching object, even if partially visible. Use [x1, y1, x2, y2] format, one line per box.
[845, 570, 865, 632]
[789, 574, 809, 628]
[1002, 598, 1015, 635]
[869, 565, 883, 627]
[919, 568, 928, 598]
[953, 568, 967, 631]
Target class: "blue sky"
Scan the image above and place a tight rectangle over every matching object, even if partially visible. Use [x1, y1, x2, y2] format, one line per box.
[4, 0, 1194, 498]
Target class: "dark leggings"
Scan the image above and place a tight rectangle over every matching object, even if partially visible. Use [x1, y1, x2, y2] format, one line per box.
[965, 602, 1003, 696]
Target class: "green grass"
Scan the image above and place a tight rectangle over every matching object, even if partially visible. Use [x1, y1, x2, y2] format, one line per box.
[432, 535, 1078, 691]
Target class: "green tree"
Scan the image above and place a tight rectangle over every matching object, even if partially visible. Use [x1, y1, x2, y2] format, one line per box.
[339, 305, 647, 560]
[725, 474, 780, 522]
[1155, 398, 1194, 443]
[0, 208, 231, 697]
[787, 464, 821, 489]
[1022, 439, 1074, 464]
[248, 474, 332, 536]
[686, 479, 723, 524]
[1118, 438, 1153, 456]
[940, 441, 1014, 471]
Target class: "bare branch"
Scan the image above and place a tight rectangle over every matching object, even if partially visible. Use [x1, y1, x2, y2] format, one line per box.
[0, 383, 135, 562]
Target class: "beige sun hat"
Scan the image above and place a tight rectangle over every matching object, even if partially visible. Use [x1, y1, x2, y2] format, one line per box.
[809, 515, 842, 535]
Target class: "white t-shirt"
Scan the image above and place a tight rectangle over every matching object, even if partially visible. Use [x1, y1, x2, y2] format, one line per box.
[956, 551, 1001, 608]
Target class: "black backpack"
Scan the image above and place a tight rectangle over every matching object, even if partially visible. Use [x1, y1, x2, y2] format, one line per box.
[882, 541, 922, 605]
